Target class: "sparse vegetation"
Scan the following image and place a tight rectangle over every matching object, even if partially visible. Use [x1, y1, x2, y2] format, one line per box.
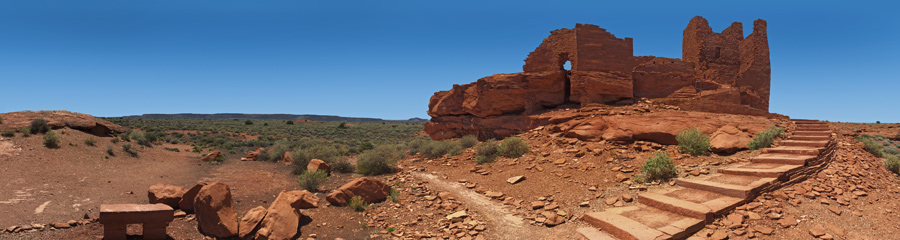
[31, 118, 50, 134]
[331, 159, 355, 173]
[122, 143, 138, 157]
[458, 135, 478, 148]
[475, 139, 500, 164]
[245, 120, 253, 125]
[164, 147, 180, 152]
[885, 154, 900, 175]
[84, 137, 97, 146]
[21, 127, 31, 137]
[641, 151, 677, 181]
[1, 131, 14, 137]
[857, 135, 884, 158]
[356, 144, 405, 176]
[408, 138, 462, 158]
[298, 170, 328, 192]
[498, 136, 528, 158]
[676, 127, 710, 156]
[749, 126, 784, 150]
[43, 131, 60, 148]
[388, 188, 399, 202]
[106, 145, 115, 156]
[349, 196, 367, 211]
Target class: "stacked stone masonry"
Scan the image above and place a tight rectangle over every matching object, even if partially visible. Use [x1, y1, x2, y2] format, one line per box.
[578, 120, 834, 240]
[426, 16, 771, 140]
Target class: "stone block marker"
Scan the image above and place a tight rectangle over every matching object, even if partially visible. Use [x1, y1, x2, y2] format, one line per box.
[99, 204, 174, 240]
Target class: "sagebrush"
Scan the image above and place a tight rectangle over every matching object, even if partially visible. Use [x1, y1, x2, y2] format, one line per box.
[749, 126, 783, 150]
[43, 131, 60, 148]
[677, 127, 709, 156]
[357, 144, 405, 175]
[498, 136, 528, 158]
[641, 151, 677, 181]
[475, 139, 499, 164]
[298, 170, 328, 192]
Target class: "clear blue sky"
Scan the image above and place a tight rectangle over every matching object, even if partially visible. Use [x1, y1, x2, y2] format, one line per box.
[1, 1, 896, 122]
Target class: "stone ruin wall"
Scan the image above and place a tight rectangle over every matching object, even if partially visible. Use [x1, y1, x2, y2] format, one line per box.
[425, 16, 771, 140]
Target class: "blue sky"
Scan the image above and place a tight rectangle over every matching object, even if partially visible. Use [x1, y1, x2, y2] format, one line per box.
[0, 1, 896, 122]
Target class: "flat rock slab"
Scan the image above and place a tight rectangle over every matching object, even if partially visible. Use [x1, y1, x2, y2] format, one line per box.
[100, 204, 174, 224]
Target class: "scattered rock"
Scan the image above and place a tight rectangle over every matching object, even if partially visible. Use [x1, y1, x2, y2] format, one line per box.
[506, 176, 525, 184]
[809, 226, 826, 237]
[777, 216, 798, 228]
[238, 206, 267, 239]
[179, 182, 208, 213]
[307, 159, 331, 176]
[201, 151, 222, 162]
[326, 177, 391, 206]
[255, 190, 319, 240]
[148, 183, 186, 209]
[756, 226, 774, 235]
[49, 222, 69, 229]
[194, 182, 239, 238]
[621, 194, 633, 202]
[446, 211, 467, 221]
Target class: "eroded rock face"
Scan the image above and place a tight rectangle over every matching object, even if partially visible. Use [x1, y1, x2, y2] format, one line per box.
[326, 177, 391, 206]
[194, 182, 238, 238]
[0, 111, 126, 136]
[254, 190, 319, 240]
[426, 16, 771, 140]
[555, 111, 773, 145]
[147, 183, 186, 209]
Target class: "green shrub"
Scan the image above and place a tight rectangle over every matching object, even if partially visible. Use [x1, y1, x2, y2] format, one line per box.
[420, 140, 462, 158]
[110, 137, 119, 143]
[884, 146, 900, 155]
[857, 136, 884, 158]
[641, 151, 677, 181]
[458, 135, 478, 148]
[21, 127, 31, 137]
[1, 131, 14, 137]
[498, 136, 528, 158]
[360, 141, 375, 151]
[749, 126, 784, 150]
[84, 137, 97, 146]
[331, 159, 355, 173]
[123, 143, 138, 157]
[31, 118, 50, 134]
[349, 196, 367, 211]
[337, 122, 347, 129]
[286, 120, 294, 125]
[388, 188, 399, 202]
[357, 144, 405, 176]
[292, 144, 342, 168]
[407, 138, 429, 154]
[245, 120, 253, 125]
[106, 145, 115, 156]
[298, 170, 328, 192]
[43, 131, 60, 148]
[886, 155, 900, 175]
[676, 127, 710, 156]
[475, 139, 499, 164]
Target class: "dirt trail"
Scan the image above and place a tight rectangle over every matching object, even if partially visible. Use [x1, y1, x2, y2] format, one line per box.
[411, 172, 556, 240]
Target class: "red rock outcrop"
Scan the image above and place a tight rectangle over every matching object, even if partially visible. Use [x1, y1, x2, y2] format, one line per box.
[326, 177, 391, 206]
[0, 111, 126, 136]
[426, 16, 771, 141]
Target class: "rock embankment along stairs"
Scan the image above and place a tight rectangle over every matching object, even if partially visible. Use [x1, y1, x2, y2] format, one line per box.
[577, 120, 835, 240]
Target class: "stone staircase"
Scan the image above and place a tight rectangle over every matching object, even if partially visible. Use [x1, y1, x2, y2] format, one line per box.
[577, 119, 835, 240]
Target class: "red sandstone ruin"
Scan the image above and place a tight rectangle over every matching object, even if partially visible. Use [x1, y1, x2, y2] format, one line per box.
[425, 16, 771, 140]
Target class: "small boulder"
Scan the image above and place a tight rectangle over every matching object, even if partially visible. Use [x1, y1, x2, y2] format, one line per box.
[243, 148, 264, 161]
[307, 159, 331, 176]
[194, 182, 239, 238]
[326, 177, 391, 206]
[201, 151, 222, 162]
[254, 190, 320, 240]
[541, 211, 564, 226]
[238, 206, 267, 239]
[148, 183, 186, 209]
[709, 126, 752, 153]
[281, 151, 293, 165]
[179, 182, 207, 213]
[506, 176, 525, 184]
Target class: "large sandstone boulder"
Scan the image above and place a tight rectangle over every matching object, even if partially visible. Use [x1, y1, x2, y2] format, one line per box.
[194, 182, 238, 238]
[710, 126, 753, 153]
[326, 177, 391, 206]
[148, 183, 186, 209]
[254, 190, 320, 240]
[238, 206, 267, 239]
[179, 182, 207, 213]
[201, 151, 222, 162]
[307, 159, 331, 176]
[0, 111, 126, 136]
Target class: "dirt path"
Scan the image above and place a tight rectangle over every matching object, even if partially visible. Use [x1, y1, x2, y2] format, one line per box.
[411, 172, 558, 240]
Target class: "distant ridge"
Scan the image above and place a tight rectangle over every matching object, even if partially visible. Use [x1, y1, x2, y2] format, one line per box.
[117, 113, 429, 123]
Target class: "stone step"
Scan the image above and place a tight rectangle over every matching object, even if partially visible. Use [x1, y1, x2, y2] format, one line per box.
[792, 119, 821, 123]
[676, 174, 776, 199]
[781, 140, 829, 148]
[576, 227, 617, 240]
[717, 162, 803, 178]
[750, 153, 815, 165]
[637, 192, 714, 223]
[796, 127, 830, 132]
[762, 146, 821, 156]
[793, 131, 831, 137]
[791, 135, 830, 141]
[649, 187, 745, 217]
[583, 205, 704, 240]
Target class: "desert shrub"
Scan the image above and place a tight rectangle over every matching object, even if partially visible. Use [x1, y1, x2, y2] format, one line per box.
[31, 118, 50, 134]
[292, 144, 342, 168]
[748, 126, 784, 150]
[130, 131, 152, 147]
[286, 120, 293, 125]
[884, 146, 900, 155]
[349, 196, 367, 211]
[21, 127, 31, 137]
[498, 136, 528, 158]
[407, 138, 430, 154]
[360, 141, 374, 151]
[357, 144, 405, 176]
[420, 140, 462, 158]
[84, 137, 97, 146]
[388, 188, 399, 202]
[641, 151, 677, 181]
[458, 135, 478, 148]
[886, 155, 900, 175]
[122, 143, 138, 157]
[337, 122, 347, 129]
[857, 136, 884, 158]
[677, 127, 710, 156]
[475, 139, 500, 164]
[110, 137, 119, 143]
[331, 159, 355, 173]
[164, 147, 180, 152]
[298, 170, 328, 192]
[245, 120, 253, 125]
[43, 131, 60, 148]
[106, 145, 115, 156]
[1, 131, 14, 137]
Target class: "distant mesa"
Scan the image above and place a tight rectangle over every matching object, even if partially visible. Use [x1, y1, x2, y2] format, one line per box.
[0, 110, 126, 136]
[426, 16, 771, 140]
[119, 113, 428, 124]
